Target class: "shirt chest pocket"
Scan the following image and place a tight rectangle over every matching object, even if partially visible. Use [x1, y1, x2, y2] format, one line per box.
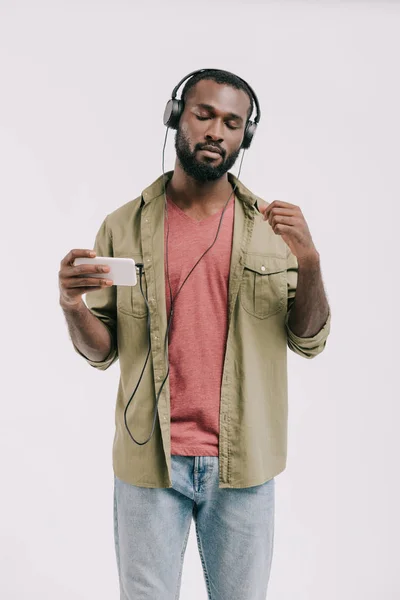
[116, 255, 148, 318]
[240, 254, 287, 319]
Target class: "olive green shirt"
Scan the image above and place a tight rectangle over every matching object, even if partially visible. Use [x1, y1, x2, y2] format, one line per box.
[73, 170, 331, 488]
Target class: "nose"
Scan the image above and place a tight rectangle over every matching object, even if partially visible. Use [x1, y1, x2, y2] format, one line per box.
[204, 118, 224, 144]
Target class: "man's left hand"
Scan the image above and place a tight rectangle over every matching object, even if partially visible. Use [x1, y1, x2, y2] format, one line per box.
[260, 200, 319, 264]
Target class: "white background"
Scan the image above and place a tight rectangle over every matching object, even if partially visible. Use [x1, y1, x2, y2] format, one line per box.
[1, 1, 399, 598]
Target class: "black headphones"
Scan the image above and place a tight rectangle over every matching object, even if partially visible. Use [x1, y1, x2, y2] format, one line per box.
[163, 68, 261, 149]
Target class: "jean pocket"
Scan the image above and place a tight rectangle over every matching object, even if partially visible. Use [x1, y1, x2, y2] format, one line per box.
[240, 253, 286, 319]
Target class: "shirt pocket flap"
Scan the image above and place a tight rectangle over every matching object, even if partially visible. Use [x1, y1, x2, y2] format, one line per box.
[243, 253, 287, 275]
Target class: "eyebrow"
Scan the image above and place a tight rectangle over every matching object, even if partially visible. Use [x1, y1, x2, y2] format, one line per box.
[195, 103, 244, 123]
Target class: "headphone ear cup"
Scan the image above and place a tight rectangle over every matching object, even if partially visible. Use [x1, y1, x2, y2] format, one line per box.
[163, 98, 184, 129]
[241, 120, 257, 149]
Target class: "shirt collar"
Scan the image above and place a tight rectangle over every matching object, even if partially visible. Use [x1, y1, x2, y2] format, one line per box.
[140, 170, 261, 211]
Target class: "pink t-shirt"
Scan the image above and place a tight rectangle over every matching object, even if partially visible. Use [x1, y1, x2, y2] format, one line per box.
[164, 193, 235, 456]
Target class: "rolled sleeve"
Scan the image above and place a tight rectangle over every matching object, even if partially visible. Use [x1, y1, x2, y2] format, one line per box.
[72, 323, 118, 370]
[285, 307, 331, 359]
[285, 246, 331, 359]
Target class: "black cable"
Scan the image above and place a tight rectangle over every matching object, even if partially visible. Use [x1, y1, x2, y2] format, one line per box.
[124, 127, 246, 445]
[123, 264, 156, 445]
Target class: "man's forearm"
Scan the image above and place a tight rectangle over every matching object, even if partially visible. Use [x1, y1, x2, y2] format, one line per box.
[61, 300, 112, 362]
[288, 253, 330, 338]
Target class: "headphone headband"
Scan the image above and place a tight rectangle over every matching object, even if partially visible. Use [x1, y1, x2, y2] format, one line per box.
[170, 68, 261, 124]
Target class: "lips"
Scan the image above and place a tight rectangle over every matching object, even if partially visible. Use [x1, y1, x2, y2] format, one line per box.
[200, 145, 222, 155]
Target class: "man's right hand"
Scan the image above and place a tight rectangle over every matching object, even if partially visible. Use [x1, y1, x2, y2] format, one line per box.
[59, 249, 113, 310]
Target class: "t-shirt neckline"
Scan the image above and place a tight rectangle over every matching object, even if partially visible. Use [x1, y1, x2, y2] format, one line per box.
[165, 194, 234, 225]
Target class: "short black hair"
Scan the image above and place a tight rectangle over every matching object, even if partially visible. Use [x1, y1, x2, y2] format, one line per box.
[181, 69, 254, 122]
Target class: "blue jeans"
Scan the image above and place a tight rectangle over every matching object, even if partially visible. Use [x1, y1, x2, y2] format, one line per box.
[113, 455, 275, 600]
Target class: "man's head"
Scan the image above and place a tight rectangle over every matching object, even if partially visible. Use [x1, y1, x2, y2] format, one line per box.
[173, 70, 254, 183]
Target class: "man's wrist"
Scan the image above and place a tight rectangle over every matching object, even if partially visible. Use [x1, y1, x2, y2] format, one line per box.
[59, 297, 85, 314]
[297, 250, 320, 270]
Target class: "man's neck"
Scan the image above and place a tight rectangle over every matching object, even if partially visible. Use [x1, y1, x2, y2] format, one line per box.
[166, 163, 233, 216]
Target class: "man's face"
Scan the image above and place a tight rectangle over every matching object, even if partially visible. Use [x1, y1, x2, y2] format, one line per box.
[174, 79, 251, 183]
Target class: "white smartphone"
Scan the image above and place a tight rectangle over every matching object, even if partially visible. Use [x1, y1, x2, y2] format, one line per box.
[73, 256, 137, 286]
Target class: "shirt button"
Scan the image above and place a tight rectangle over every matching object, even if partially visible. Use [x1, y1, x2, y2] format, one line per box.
[261, 265, 266, 271]
[163, 416, 167, 421]
[145, 218, 149, 223]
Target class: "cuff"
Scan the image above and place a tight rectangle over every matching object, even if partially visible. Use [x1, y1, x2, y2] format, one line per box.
[285, 307, 331, 351]
[72, 335, 118, 371]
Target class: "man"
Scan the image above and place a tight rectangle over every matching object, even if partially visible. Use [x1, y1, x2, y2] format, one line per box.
[59, 68, 331, 600]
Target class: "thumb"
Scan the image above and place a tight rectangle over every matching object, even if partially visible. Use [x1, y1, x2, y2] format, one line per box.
[258, 201, 270, 219]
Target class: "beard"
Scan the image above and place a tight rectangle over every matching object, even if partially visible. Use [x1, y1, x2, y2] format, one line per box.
[174, 126, 242, 182]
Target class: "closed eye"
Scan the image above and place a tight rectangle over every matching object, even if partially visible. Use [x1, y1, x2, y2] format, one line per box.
[195, 115, 239, 130]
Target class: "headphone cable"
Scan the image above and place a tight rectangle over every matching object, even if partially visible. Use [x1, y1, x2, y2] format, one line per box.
[123, 127, 246, 445]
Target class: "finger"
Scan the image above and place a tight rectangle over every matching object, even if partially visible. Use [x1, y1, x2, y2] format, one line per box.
[263, 207, 295, 221]
[264, 200, 297, 217]
[270, 215, 296, 230]
[271, 223, 294, 236]
[66, 263, 110, 277]
[270, 200, 298, 209]
[61, 249, 96, 267]
[64, 277, 113, 288]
